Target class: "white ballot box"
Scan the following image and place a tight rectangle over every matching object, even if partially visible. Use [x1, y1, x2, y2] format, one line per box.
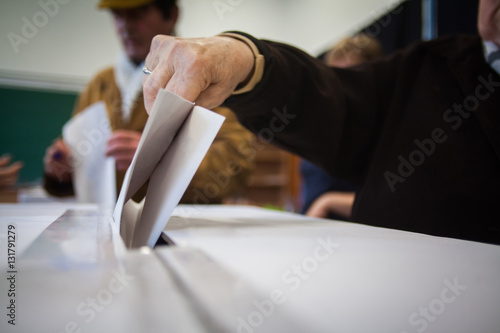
[1, 203, 500, 333]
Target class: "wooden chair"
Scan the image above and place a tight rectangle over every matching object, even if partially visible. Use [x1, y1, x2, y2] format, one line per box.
[224, 139, 301, 211]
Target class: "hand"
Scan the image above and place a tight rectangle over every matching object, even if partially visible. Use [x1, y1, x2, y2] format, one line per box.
[0, 155, 23, 188]
[306, 192, 356, 219]
[44, 139, 72, 182]
[105, 130, 141, 171]
[143, 35, 255, 112]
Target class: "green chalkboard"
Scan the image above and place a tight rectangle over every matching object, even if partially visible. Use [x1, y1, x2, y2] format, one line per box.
[0, 87, 78, 183]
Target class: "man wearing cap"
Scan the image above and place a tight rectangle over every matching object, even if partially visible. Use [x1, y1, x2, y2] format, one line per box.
[43, 0, 254, 203]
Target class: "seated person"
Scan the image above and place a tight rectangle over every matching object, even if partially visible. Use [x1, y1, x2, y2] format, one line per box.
[302, 34, 383, 220]
[43, 0, 254, 203]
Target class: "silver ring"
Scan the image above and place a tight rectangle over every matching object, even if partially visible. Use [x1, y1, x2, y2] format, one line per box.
[142, 65, 152, 75]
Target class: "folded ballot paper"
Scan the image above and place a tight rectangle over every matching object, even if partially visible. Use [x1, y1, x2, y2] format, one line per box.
[112, 89, 225, 248]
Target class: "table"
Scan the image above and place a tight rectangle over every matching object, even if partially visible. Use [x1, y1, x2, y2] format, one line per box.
[1, 203, 499, 333]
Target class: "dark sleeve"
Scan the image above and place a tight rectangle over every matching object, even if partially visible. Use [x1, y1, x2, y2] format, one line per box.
[223, 31, 405, 184]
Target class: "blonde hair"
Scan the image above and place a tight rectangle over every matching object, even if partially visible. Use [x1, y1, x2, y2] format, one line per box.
[326, 34, 383, 66]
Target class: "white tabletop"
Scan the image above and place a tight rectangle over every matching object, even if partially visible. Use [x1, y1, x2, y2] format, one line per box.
[1, 203, 499, 333]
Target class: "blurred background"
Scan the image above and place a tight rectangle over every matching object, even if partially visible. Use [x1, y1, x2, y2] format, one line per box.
[0, 0, 478, 205]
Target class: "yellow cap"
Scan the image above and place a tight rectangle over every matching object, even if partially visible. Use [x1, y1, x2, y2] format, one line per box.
[98, 0, 154, 9]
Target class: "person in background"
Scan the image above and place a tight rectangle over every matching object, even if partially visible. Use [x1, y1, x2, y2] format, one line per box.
[0, 154, 23, 189]
[140, 0, 500, 244]
[43, 0, 254, 203]
[302, 34, 383, 220]
[323, 34, 383, 67]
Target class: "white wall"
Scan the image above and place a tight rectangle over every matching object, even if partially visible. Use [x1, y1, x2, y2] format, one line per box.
[0, 0, 404, 92]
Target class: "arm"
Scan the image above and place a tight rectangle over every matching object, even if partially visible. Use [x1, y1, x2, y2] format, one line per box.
[222, 34, 399, 183]
[143, 32, 403, 183]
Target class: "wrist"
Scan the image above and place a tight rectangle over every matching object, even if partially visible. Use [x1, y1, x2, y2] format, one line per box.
[218, 32, 265, 94]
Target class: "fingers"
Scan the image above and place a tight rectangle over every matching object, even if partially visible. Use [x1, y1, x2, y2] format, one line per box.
[0, 161, 23, 188]
[107, 130, 141, 142]
[143, 35, 176, 112]
[0, 161, 23, 176]
[305, 200, 330, 218]
[143, 66, 174, 112]
[105, 145, 136, 160]
[105, 130, 140, 156]
[44, 139, 72, 182]
[8, 161, 23, 172]
[143, 35, 255, 112]
[0, 154, 12, 167]
[44, 139, 70, 164]
[305, 192, 355, 219]
[144, 37, 207, 110]
[106, 130, 141, 171]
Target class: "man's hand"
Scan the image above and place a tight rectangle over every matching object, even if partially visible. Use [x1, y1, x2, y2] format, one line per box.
[105, 130, 141, 171]
[143, 35, 255, 112]
[44, 139, 72, 182]
[306, 192, 355, 219]
[0, 155, 23, 188]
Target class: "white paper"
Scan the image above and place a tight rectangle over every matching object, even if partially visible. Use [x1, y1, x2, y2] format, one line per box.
[113, 89, 225, 248]
[62, 102, 116, 207]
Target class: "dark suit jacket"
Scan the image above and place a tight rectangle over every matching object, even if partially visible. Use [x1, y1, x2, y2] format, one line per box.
[224, 33, 500, 244]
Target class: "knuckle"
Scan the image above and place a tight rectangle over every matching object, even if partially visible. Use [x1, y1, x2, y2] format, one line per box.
[151, 34, 166, 48]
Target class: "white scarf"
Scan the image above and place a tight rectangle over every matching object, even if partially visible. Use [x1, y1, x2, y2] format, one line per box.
[114, 52, 145, 124]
